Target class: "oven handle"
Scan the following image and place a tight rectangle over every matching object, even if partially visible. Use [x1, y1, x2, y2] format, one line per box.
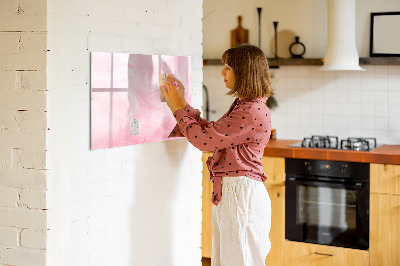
[286, 177, 364, 189]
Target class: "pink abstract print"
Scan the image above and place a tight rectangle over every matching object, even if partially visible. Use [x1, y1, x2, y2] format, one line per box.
[90, 52, 192, 150]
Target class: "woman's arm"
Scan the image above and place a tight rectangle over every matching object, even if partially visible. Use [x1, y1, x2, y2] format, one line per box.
[173, 106, 256, 152]
[171, 76, 211, 127]
[162, 76, 211, 137]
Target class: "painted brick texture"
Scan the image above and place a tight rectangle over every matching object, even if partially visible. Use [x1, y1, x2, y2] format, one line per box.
[2, 0, 203, 265]
[0, 0, 48, 265]
[0, 227, 19, 247]
[46, 0, 203, 266]
[21, 229, 47, 250]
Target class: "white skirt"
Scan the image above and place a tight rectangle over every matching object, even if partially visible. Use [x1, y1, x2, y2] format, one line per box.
[212, 176, 271, 266]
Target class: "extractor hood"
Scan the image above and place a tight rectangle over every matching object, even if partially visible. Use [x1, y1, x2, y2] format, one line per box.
[320, 0, 365, 71]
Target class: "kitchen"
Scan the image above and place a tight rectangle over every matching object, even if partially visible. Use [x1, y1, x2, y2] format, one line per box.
[0, 0, 399, 265]
[202, 0, 400, 265]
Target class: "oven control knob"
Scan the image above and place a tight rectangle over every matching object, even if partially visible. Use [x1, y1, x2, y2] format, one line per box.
[340, 164, 347, 174]
[304, 161, 312, 171]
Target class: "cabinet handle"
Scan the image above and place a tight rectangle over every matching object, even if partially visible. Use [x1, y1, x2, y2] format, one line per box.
[314, 252, 335, 257]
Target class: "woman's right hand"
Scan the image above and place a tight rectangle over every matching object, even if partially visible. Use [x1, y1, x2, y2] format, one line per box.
[168, 76, 187, 109]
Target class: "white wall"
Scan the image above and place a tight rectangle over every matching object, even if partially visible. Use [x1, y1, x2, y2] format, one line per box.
[203, 0, 400, 58]
[0, 0, 48, 265]
[47, 0, 203, 266]
[203, 0, 400, 145]
[204, 0, 326, 59]
[204, 65, 400, 144]
[271, 65, 400, 144]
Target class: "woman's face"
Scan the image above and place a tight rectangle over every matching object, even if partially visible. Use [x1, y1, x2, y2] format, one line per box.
[220, 64, 235, 89]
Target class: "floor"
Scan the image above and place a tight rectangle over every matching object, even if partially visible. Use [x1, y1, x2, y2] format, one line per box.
[202, 257, 211, 266]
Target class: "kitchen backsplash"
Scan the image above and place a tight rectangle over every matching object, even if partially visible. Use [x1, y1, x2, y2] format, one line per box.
[203, 65, 400, 144]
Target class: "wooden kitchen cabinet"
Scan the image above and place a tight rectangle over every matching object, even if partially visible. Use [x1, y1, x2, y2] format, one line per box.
[262, 156, 285, 266]
[370, 163, 400, 266]
[264, 184, 285, 266]
[370, 193, 400, 266]
[284, 241, 369, 266]
[201, 154, 286, 266]
[370, 163, 400, 195]
[261, 156, 285, 186]
[202, 152, 213, 258]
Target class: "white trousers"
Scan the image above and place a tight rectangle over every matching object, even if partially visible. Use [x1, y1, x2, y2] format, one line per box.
[212, 176, 271, 266]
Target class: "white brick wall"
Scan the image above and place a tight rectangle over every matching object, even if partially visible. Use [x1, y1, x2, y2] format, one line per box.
[0, 248, 46, 266]
[0, 0, 48, 265]
[47, 1, 203, 266]
[2, 0, 203, 265]
[0, 227, 19, 247]
[21, 229, 47, 250]
[0, 187, 19, 208]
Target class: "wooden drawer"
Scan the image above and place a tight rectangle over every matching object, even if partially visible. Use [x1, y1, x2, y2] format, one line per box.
[370, 163, 400, 195]
[202, 152, 213, 258]
[284, 241, 369, 266]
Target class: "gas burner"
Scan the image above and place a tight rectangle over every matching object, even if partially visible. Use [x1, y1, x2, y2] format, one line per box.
[301, 135, 339, 149]
[340, 137, 377, 151]
[290, 136, 380, 151]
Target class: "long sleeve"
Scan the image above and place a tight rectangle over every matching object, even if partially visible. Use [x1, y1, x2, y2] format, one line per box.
[169, 104, 210, 137]
[173, 105, 257, 152]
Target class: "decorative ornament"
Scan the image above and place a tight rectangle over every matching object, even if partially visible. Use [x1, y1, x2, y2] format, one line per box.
[273, 21, 279, 58]
[257, 8, 262, 48]
[289, 36, 306, 58]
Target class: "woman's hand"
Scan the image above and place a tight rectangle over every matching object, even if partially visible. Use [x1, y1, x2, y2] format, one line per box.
[161, 78, 185, 113]
[171, 76, 187, 109]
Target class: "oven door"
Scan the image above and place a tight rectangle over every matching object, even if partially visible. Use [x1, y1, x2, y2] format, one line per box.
[285, 177, 369, 250]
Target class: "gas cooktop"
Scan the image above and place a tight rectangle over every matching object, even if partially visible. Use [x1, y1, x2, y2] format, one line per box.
[289, 135, 383, 151]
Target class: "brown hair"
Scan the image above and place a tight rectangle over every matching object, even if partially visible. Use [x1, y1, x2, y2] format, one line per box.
[221, 44, 273, 99]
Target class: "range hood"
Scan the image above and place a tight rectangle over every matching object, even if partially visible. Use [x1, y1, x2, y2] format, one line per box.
[320, 0, 365, 71]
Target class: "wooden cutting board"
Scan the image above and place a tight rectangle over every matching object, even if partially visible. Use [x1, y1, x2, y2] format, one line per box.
[231, 16, 249, 48]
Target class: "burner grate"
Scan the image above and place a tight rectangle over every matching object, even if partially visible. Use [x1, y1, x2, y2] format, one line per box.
[296, 136, 378, 151]
[301, 135, 339, 149]
[340, 137, 377, 151]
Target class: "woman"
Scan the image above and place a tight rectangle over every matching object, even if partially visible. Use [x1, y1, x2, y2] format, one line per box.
[161, 44, 273, 266]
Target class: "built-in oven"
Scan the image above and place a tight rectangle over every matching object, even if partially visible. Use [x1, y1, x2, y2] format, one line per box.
[285, 158, 370, 250]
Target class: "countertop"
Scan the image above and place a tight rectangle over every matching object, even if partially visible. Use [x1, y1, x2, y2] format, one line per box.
[263, 139, 400, 165]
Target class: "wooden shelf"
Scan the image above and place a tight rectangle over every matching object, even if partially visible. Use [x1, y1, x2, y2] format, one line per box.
[268, 58, 322, 67]
[203, 57, 400, 67]
[203, 58, 323, 67]
[202, 59, 223, 66]
[359, 57, 400, 65]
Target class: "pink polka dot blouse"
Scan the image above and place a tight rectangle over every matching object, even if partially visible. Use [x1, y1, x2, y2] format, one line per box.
[170, 97, 271, 206]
